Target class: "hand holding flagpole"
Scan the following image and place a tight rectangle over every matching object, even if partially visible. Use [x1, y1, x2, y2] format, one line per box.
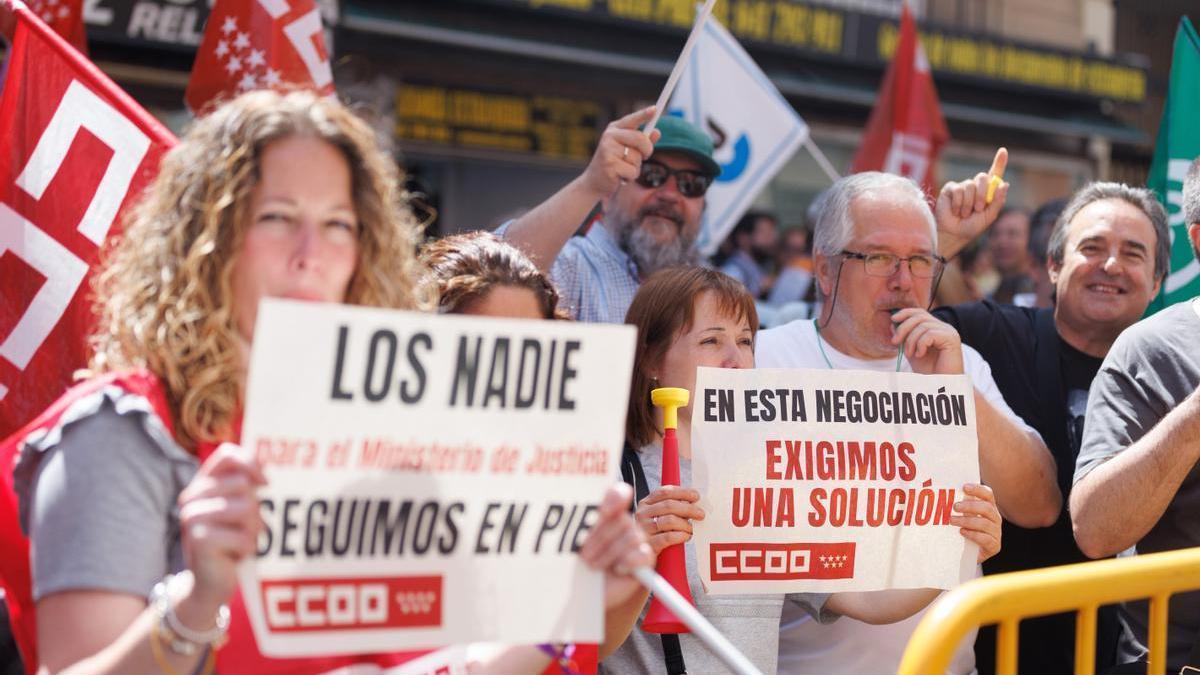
[644, 0, 718, 139]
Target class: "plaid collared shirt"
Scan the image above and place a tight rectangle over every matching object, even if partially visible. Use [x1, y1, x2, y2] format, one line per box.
[498, 221, 641, 324]
[549, 223, 642, 323]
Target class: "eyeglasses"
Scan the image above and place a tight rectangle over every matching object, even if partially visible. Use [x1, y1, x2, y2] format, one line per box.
[840, 250, 946, 278]
[635, 160, 713, 198]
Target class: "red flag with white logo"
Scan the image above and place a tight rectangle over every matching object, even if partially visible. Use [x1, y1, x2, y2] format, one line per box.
[184, 0, 334, 114]
[850, 2, 949, 193]
[22, 0, 84, 53]
[0, 1, 176, 666]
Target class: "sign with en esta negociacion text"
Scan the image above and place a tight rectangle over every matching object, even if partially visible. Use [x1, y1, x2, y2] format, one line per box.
[693, 366, 979, 594]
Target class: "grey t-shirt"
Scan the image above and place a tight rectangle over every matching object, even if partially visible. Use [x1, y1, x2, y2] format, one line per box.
[14, 387, 198, 601]
[601, 445, 834, 675]
[1075, 299, 1200, 669]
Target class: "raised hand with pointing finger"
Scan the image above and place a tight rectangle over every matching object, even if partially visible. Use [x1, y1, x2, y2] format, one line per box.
[499, 105, 664, 274]
[935, 147, 1010, 259]
[579, 106, 661, 200]
[499, 110, 719, 323]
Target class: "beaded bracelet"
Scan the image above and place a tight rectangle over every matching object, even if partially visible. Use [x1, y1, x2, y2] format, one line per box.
[537, 643, 581, 675]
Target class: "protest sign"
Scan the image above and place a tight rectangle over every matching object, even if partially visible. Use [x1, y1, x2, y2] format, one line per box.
[692, 367, 979, 595]
[237, 299, 635, 657]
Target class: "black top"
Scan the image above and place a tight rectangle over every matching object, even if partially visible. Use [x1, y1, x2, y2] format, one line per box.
[934, 300, 1115, 674]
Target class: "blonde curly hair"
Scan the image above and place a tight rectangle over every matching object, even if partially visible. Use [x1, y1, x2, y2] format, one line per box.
[89, 89, 430, 448]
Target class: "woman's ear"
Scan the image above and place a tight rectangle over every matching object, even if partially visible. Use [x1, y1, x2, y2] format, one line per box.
[640, 354, 663, 388]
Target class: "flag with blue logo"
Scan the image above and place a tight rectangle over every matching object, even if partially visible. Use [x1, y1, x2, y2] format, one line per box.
[669, 16, 809, 257]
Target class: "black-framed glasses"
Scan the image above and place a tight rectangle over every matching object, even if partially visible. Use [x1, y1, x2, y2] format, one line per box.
[840, 250, 946, 278]
[635, 160, 713, 198]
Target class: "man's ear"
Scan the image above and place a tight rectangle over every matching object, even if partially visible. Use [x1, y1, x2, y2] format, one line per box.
[1189, 221, 1200, 264]
[1047, 256, 1061, 287]
[815, 253, 835, 297]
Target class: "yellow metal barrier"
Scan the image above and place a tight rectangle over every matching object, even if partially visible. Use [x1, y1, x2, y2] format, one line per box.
[898, 547, 1200, 675]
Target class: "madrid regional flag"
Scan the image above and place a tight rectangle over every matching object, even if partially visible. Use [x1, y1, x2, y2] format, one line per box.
[185, 0, 335, 114]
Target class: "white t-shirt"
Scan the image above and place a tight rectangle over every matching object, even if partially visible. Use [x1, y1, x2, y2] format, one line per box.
[756, 318, 1038, 675]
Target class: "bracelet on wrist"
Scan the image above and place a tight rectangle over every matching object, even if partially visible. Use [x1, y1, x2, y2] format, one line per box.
[537, 643, 580, 675]
[150, 623, 215, 675]
[150, 571, 230, 656]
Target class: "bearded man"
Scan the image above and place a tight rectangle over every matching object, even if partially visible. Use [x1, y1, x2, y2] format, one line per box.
[501, 108, 719, 322]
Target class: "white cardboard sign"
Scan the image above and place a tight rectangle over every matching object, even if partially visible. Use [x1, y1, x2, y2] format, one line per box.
[237, 300, 635, 656]
[692, 367, 979, 594]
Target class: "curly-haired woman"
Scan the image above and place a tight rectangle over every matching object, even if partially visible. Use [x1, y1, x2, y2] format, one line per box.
[9, 90, 647, 675]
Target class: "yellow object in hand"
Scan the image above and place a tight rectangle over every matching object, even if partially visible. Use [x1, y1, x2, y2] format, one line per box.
[985, 147, 1007, 204]
[986, 175, 1003, 204]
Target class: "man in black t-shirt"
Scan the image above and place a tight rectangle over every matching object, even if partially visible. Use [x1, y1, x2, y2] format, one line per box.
[934, 182, 1170, 675]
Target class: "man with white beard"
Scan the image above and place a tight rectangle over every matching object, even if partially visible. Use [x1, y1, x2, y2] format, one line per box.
[500, 107, 720, 322]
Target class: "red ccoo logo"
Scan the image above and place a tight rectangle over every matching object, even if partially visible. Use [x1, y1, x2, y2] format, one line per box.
[710, 542, 856, 581]
[261, 575, 442, 632]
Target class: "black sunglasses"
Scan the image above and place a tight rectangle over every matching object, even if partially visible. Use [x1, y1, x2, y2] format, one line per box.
[635, 160, 713, 198]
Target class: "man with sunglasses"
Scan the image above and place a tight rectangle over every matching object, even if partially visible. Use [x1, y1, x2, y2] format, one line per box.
[500, 107, 719, 323]
[754, 171, 1059, 675]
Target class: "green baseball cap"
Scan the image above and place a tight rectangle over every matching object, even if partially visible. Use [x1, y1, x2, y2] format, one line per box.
[647, 116, 722, 178]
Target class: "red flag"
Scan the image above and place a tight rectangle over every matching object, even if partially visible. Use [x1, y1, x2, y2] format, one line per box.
[185, 0, 334, 114]
[0, 1, 175, 667]
[850, 2, 949, 193]
[22, 0, 84, 53]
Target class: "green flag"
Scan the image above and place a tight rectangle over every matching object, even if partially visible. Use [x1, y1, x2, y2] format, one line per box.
[1147, 16, 1200, 314]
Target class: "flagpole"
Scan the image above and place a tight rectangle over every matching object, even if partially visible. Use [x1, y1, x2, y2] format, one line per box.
[632, 566, 763, 675]
[644, 0, 717, 138]
[804, 137, 842, 184]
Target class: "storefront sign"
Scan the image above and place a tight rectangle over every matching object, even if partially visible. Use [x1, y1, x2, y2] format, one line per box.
[396, 83, 605, 161]
[488, 0, 1146, 102]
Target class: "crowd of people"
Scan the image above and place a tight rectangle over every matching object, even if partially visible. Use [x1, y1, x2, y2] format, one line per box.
[2, 86, 1200, 675]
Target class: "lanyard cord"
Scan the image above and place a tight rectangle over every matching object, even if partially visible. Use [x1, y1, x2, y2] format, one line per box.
[813, 319, 904, 372]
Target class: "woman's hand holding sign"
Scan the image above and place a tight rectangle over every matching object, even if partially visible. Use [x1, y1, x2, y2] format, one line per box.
[635, 485, 706, 555]
[952, 483, 1002, 562]
[178, 442, 267, 608]
[579, 483, 655, 609]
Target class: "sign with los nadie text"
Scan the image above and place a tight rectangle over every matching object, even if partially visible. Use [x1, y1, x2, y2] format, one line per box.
[238, 300, 635, 656]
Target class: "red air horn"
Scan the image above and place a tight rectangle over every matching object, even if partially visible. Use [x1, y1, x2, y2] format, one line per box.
[642, 386, 695, 634]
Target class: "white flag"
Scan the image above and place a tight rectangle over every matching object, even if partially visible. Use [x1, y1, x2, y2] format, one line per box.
[670, 17, 809, 257]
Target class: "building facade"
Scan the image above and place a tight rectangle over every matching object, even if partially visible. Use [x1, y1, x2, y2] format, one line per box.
[52, 0, 1177, 237]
